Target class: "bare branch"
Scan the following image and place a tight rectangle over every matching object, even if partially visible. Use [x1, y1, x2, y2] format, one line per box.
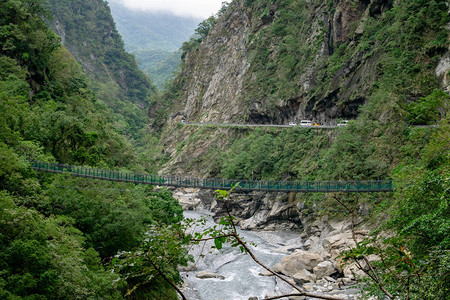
[149, 259, 187, 300]
[333, 193, 394, 299]
[221, 199, 346, 300]
[224, 200, 238, 235]
[406, 276, 410, 300]
[354, 258, 378, 282]
[190, 233, 235, 242]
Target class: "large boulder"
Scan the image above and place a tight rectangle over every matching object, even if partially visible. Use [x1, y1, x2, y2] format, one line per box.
[273, 250, 324, 276]
[173, 189, 202, 210]
[322, 232, 355, 260]
[292, 269, 316, 284]
[313, 261, 336, 278]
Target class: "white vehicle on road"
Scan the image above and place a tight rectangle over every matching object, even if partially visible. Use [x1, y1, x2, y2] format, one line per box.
[288, 122, 297, 126]
[337, 120, 348, 126]
[300, 120, 312, 126]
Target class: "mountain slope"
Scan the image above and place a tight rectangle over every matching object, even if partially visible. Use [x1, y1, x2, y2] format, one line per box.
[106, 0, 201, 88]
[0, 1, 182, 298]
[145, 2, 449, 298]
[151, 0, 449, 179]
[46, 0, 157, 142]
[107, 0, 200, 52]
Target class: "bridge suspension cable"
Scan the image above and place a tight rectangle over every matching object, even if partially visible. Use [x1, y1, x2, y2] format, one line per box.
[30, 161, 394, 193]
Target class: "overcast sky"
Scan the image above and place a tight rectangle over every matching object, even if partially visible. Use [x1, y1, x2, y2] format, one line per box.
[115, 0, 226, 19]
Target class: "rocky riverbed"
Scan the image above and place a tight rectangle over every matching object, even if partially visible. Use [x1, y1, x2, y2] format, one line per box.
[174, 188, 370, 299]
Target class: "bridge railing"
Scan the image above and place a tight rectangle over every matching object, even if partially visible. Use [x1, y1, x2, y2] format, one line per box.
[29, 161, 394, 192]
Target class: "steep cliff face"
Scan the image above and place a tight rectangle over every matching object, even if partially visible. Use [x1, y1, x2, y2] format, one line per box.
[175, 0, 251, 123]
[48, 0, 156, 102]
[165, 0, 397, 125]
[153, 0, 448, 178]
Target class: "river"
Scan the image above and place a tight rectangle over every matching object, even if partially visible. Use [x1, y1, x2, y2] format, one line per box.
[181, 210, 303, 300]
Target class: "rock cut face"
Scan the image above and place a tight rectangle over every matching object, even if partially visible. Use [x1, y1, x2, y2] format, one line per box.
[170, 0, 396, 126]
[178, 0, 251, 124]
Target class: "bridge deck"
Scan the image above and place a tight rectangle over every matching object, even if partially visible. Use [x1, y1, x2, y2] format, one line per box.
[30, 161, 394, 193]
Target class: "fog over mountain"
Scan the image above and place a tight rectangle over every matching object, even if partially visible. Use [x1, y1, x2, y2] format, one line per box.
[111, 0, 224, 18]
[106, 0, 202, 88]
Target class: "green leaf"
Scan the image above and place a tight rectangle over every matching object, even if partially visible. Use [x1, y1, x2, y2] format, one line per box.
[214, 238, 223, 250]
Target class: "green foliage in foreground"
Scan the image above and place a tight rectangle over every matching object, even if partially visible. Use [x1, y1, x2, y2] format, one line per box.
[0, 0, 184, 298]
[342, 117, 449, 299]
[0, 150, 183, 298]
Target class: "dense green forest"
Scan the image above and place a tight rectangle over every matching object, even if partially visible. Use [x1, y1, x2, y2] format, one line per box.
[137, 49, 183, 89]
[0, 0, 183, 298]
[46, 0, 158, 144]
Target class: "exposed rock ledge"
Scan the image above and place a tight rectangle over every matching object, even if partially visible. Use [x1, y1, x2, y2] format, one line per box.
[172, 188, 303, 230]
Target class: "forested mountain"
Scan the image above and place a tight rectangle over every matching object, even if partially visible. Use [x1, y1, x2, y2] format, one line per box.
[137, 49, 184, 89]
[148, 0, 449, 298]
[1, 0, 449, 299]
[152, 0, 449, 180]
[106, 0, 201, 88]
[46, 0, 157, 143]
[0, 0, 182, 298]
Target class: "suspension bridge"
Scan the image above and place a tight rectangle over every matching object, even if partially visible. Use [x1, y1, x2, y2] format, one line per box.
[30, 161, 394, 193]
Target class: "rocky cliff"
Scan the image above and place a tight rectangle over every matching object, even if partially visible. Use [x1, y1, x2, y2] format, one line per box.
[152, 0, 448, 178]
[159, 0, 398, 125]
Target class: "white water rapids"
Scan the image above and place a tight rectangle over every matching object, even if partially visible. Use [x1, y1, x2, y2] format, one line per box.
[181, 210, 303, 300]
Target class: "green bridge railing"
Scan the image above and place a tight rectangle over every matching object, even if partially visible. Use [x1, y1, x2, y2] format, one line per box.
[30, 161, 394, 193]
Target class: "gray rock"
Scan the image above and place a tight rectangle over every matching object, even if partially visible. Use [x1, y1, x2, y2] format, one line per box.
[173, 189, 202, 210]
[272, 245, 303, 254]
[313, 261, 336, 278]
[303, 283, 314, 292]
[273, 263, 284, 274]
[303, 237, 317, 251]
[289, 296, 306, 300]
[195, 270, 225, 280]
[292, 269, 316, 284]
[275, 250, 324, 275]
[178, 263, 197, 272]
[258, 270, 274, 276]
[264, 292, 278, 299]
[323, 232, 356, 260]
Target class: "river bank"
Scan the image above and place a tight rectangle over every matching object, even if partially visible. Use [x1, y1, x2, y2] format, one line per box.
[178, 204, 364, 300]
